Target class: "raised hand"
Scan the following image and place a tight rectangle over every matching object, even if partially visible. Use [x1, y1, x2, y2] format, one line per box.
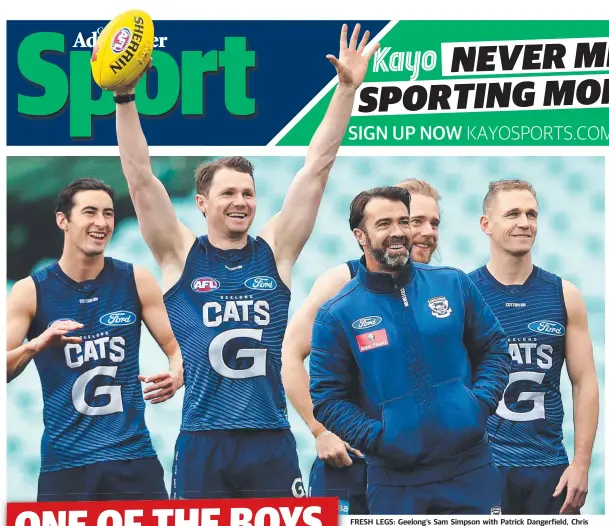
[326, 24, 380, 89]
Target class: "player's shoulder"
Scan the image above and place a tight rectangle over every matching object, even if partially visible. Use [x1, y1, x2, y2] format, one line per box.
[9, 276, 36, 297]
[29, 260, 59, 283]
[466, 265, 486, 281]
[317, 276, 361, 320]
[8, 276, 37, 312]
[533, 265, 563, 286]
[106, 257, 134, 274]
[415, 262, 469, 281]
[314, 261, 354, 287]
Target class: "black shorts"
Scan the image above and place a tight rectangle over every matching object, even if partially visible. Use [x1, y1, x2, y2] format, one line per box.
[499, 464, 575, 514]
[171, 429, 304, 499]
[38, 457, 167, 502]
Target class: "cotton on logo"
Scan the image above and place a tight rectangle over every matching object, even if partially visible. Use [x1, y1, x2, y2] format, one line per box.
[191, 277, 220, 293]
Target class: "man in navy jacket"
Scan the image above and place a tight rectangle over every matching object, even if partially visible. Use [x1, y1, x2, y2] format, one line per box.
[310, 186, 511, 515]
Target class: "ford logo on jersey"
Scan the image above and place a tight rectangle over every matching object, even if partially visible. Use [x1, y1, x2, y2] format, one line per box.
[352, 316, 382, 330]
[100, 311, 136, 326]
[244, 276, 277, 290]
[528, 320, 566, 336]
[191, 277, 220, 293]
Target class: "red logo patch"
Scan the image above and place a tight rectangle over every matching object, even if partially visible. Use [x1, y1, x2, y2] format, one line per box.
[191, 277, 220, 293]
[356, 329, 389, 352]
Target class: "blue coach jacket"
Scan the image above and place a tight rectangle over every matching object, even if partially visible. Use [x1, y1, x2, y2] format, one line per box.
[310, 258, 510, 486]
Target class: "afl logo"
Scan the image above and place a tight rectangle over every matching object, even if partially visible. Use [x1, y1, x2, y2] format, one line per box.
[352, 316, 382, 330]
[528, 320, 565, 336]
[100, 311, 136, 326]
[244, 276, 277, 290]
[111, 28, 132, 53]
[191, 277, 220, 293]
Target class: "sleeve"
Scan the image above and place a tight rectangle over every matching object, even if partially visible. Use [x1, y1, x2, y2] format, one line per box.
[460, 272, 511, 413]
[309, 306, 383, 452]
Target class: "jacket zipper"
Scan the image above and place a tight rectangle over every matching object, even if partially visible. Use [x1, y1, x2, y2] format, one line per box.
[394, 283, 409, 307]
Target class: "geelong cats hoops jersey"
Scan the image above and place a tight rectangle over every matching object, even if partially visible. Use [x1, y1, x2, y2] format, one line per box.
[27, 259, 156, 472]
[164, 236, 291, 431]
[468, 265, 569, 467]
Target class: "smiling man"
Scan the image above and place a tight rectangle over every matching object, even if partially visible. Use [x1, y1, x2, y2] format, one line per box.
[468, 180, 599, 515]
[113, 24, 380, 500]
[282, 178, 441, 514]
[309, 186, 510, 515]
[6, 178, 183, 502]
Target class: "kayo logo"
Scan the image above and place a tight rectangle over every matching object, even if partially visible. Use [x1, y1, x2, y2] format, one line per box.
[351, 316, 382, 330]
[100, 311, 136, 327]
[528, 320, 565, 336]
[192, 277, 220, 293]
[244, 276, 277, 290]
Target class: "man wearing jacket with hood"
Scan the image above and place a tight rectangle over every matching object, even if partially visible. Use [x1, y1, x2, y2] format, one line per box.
[309, 186, 511, 515]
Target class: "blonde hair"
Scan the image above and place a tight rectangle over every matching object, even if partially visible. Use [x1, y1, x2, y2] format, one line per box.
[483, 179, 536, 213]
[396, 178, 441, 202]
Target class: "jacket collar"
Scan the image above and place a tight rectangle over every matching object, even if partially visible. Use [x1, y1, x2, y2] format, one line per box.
[356, 255, 417, 292]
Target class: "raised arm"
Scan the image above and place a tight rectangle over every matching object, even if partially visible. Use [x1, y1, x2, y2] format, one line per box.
[7, 278, 82, 382]
[260, 25, 379, 282]
[282, 263, 360, 467]
[552, 280, 599, 514]
[133, 266, 184, 404]
[115, 82, 195, 287]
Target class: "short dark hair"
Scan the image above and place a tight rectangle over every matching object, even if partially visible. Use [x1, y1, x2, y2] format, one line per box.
[349, 186, 411, 231]
[194, 156, 255, 196]
[55, 178, 116, 218]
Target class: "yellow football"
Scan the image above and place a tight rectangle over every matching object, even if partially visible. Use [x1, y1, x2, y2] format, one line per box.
[91, 9, 154, 91]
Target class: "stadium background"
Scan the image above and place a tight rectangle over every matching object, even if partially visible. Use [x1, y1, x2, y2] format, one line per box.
[6, 155, 605, 513]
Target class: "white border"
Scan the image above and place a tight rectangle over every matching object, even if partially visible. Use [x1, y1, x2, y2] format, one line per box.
[2, 0, 609, 521]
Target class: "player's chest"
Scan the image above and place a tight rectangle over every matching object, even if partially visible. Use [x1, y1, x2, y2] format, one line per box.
[40, 286, 139, 334]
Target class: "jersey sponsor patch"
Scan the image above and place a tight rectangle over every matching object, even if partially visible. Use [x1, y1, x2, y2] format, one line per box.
[527, 320, 565, 336]
[191, 277, 220, 293]
[351, 315, 382, 330]
[99, 310, 136, 326]
[244, 276, 277, 290]
[356, 329, 389, 352]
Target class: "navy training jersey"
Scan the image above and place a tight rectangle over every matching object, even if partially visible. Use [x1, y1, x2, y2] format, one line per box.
[468, 265, 568, 466]
[346, 259, 359, 279]
[27, 258, 156, 473]
[164, 236, 291, 431]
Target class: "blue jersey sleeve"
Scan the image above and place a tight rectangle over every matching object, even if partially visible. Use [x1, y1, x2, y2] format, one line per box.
[460, 272, 511, 413]
[309, 306, 383, 452]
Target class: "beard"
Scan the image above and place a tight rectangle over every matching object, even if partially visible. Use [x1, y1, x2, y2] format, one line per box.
[365, 233, 411, 270]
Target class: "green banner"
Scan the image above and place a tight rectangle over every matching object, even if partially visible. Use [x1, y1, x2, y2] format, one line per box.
[278, 21, 609, 146]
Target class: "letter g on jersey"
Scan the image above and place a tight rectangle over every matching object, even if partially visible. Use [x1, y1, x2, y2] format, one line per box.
[208, 328, 267, 379]
[291, 477, 306, 498]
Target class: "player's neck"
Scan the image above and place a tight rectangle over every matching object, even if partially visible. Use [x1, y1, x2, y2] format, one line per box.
[207, 229, 248, 251]
[58, 248, 105, 282]
[486, 250, 533, 285]
[364, 253, 401, 280]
